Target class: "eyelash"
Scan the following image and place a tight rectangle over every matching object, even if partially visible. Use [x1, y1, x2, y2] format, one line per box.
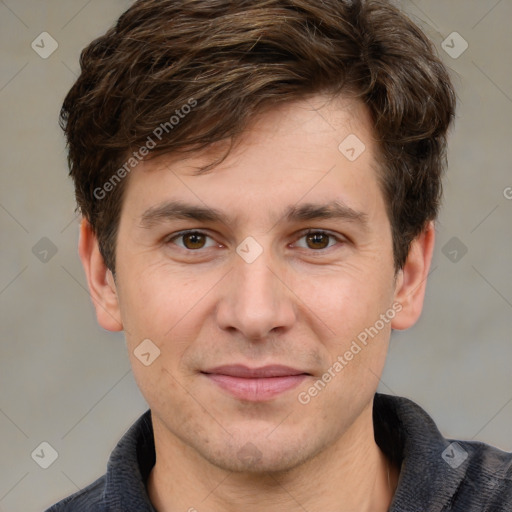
[165, 229, 345, 253]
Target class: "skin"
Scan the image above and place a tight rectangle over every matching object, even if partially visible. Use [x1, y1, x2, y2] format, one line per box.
[79, 94, 435, 512]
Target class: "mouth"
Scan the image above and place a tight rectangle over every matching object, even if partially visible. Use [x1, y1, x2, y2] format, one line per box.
[201, 364, 311, 401]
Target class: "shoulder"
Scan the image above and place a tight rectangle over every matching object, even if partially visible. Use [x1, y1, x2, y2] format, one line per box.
[450, 438, 512, 510]
[374, 393, 512, 510]
[43, 409, 154, 512]
[44, 475, 107, 512]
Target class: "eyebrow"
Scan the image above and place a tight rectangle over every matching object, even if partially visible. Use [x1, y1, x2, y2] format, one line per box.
[139, 199, 369, 231]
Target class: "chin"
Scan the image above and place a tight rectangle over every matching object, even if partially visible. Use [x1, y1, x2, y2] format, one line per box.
[197, 434, 320, 475]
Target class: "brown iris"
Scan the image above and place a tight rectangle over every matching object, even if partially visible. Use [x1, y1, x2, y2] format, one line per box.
[182, 232, 207, 250]
[305, 232, 330, 250]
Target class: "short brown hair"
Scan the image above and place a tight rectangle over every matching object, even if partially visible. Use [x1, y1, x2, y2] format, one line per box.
[60, 0, 456, 273]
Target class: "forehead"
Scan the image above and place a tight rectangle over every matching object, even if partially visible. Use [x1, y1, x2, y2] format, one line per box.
[120, 95, 385, 226]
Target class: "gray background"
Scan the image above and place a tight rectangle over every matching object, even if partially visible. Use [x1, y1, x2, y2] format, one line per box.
[0, 1, 511, 510]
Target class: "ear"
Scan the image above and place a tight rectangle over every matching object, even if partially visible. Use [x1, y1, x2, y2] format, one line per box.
[78, 218, 123, 332]
[391, 221, 435, 330]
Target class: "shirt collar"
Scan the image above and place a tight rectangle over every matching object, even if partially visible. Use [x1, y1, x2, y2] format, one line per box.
[374, 393, 467, 511]
[102, 393, 467, 511]
[103, 408, 156, 511]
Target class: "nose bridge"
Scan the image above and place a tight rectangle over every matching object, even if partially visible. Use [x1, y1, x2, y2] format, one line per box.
[238, 247, 278, 304]
[216, 239, 295, 339]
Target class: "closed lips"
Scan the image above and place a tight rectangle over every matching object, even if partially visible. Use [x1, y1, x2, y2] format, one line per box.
[201, 365, 310, 378]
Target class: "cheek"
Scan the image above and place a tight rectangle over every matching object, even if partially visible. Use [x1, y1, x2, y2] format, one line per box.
[297, 271, 394, 396]
[117, 262, 211, 340]
[293, 268, 392, 341]
[129, 354, 201, 433]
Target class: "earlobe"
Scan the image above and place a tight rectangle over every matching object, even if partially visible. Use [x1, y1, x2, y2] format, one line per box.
[391, 221, 436, 330]
[78, 218, 123, 332]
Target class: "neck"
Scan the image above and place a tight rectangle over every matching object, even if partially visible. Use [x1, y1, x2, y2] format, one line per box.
[147, 402, 398, 512]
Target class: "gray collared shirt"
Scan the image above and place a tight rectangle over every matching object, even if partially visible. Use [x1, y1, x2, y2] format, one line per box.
[45, 393, 512, 511]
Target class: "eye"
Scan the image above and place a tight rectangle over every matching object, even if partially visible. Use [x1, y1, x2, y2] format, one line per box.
[167, 230, 218, 250]
[165, 229, 344, 253]
[293, 230, 342, 250]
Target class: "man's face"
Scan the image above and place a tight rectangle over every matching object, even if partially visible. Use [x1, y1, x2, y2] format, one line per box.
[101, 95, 408, 473]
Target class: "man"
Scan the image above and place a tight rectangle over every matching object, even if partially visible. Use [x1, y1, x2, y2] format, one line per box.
[47, 0, 511, 510]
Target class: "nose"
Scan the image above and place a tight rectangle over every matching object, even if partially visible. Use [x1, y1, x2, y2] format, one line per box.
[215, 245, 296, 341]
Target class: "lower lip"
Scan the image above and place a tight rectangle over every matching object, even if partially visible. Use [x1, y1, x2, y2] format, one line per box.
[204, 374, 308, 401]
